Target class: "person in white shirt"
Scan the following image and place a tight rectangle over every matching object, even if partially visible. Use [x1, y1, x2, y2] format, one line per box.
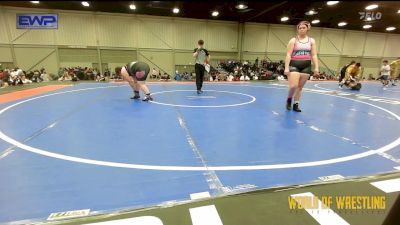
[381, 60, 390, 88]
[21, 74, 32, 84]
[227, 73, 234, 82]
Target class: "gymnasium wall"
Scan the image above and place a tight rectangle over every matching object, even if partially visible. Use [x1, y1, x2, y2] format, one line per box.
[0, 5, 399, 78]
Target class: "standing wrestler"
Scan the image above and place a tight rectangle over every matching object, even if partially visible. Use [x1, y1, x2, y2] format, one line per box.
[120, 61, 153, 101]
[284, 21, 319, 112]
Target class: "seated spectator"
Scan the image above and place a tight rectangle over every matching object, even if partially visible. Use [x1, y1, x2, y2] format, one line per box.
[15, 68, 24, 79]
[209, 71, 218, 82]
[58, 69, 72, 81]
[93, 68, 98, 79]
[21, 74, 32, 84]
[71, 72, 79, 81]
[227, 72, 234, 81]
[9, 70, 23, 86]
[319, 72, 327, 80]
[368, 73, 375, 80]
[32, 69, 42, 82]
[217, 73, 226, 81]
[2, 69, 10, 84]
[58, 67, 65, 78]
[40, 68, 50, 82]
[0, 70, 6, 88]
[174, 71, 181, 81]
[160, 72, 170, 81]
[74, 67, 80, 75]
[151, 68, 158, 79]
[86, 67, 94, 80]
[26, 71, 34, 80]
[96, 73, 106, 82]
[183, 72, 190, 80]
[209, 75, 214, 82]
[104, 68, 111, 77]
[240, 74, 250, 81]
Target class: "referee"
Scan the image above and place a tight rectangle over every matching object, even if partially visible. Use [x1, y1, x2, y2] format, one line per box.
[193, 39, 210, 94]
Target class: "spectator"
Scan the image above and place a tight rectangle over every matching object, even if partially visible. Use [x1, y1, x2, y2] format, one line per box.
[96, 72, 106, 82]
[58, 69, 72, 81]
[93, 68, 98, 78]
[368, 73, 375, 80]
[233, 74, 239, 81]
[32, 69, 42, 82]
[160, 72, 170, 81]
[58, 67, 64, 78]
[86, 67, 94, 80]
[210, 72, 217, 82]
[183, 72, 190, 80]
[71, 73, 79, 81]
[104, 68, 111, 77]
[227, 72, 234, 81]
[26, 71, 34, 80]
[2, 69, 10, 82]
[40, 68, 50, 82]
[151, 68, 158, 79]
[21, 74, 32, 84]
[240, 74, 250, 81]
[174, 71, 181, 81]
[9, 70, 23, 86]
[0, 70, 6, 88]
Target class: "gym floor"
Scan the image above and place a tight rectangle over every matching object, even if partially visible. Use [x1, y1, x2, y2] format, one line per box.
[0, 80, 399, 224]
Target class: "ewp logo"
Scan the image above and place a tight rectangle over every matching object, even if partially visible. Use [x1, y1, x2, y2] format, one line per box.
[17, 14, 58, 29]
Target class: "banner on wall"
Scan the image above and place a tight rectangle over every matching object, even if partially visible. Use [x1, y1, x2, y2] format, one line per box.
[16, 14, 58, 29]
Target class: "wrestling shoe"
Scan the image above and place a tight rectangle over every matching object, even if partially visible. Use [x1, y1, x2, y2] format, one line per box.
[293, 103, 302, 112]
[142, 95, 153, 102]
[286, 99, 292, 111]
[130, 95, 140, 99]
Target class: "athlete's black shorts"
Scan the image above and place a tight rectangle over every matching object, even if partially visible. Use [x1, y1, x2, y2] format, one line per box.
[125, 61, 150, 81]
[289, 60, 312, 75]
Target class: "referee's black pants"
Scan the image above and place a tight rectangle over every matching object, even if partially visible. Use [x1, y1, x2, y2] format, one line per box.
[195, 63, 205, 91]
